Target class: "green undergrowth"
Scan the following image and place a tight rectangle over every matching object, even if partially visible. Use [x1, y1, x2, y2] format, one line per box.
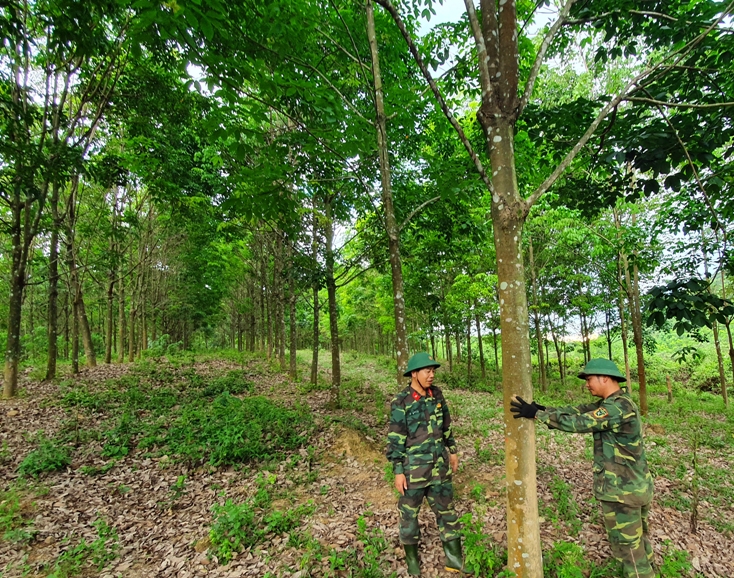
[0, 486, 36, 543]
[45, 517, 119, 578]
[46, 363, 316, 468]
[543, 541, 623, 578]
[209, 472, 315, 564]
[17, 433, 72, 478]
[289, 515, 395, 578]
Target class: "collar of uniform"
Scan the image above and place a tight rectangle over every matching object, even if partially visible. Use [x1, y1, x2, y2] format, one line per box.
[605, 387, 625, 400]
[410, 387, 433, 401]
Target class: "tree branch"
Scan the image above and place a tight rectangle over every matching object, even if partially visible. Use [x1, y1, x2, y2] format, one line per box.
[399, 195, 441, 231]
[463, 0, 493, 105]
[625, 96, 734, 109]
[526, 1, 734, 209]
[518, 0, 577, 117]
[374, 0, 494, 192]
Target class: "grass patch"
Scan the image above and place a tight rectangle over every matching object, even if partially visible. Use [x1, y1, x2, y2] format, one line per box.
[0, 487, 35, 543]
[58, 365, 311, 466]
[18, 434, 71, 478]
[209, 473, 315, 564]
[45, 517, 119, 577]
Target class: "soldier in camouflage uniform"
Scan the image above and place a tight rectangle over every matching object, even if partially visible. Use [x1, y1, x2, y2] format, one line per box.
[386, 352, 466, 576]
[511, 358, 655, 578]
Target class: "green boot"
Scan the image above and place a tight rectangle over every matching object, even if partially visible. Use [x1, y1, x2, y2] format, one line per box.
[442, 539, 466, 573]
[403, 543, 421, 576]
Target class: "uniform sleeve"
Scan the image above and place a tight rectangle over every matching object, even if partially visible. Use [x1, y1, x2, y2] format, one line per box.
[386, 397, 408, 475]
[440, 393, 458, 454]
[536, 400, 632, 433]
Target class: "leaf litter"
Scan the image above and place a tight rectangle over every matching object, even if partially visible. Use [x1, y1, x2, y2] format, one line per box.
[0, 357, 732, 577]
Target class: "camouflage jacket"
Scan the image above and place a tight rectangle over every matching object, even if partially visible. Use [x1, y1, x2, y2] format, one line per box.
[536, 389, 653, 506]
[386, 385, 457, 488]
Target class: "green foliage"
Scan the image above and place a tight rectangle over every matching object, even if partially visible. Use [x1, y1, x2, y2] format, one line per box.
[208, 473, 314, 565]
[658, 541, 693, 577]
[162, 394, 313, 465]
[46, 518, 119, 578]
[61, 367, 308, 466]
[543, 542, 623, 578]
[0, 487, 35, 543]
[459, 513, 510, 577]
[540, 475, 583, 536]
[18, 435, 71, 478]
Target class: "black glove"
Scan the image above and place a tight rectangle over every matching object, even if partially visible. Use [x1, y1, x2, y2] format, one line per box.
[510, 396, 545, 419]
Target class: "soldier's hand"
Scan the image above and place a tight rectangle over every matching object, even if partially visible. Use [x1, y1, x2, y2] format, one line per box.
[449, 453, 459, 473]
[510, 396, 539, 419]
[395, 473, 407, 495]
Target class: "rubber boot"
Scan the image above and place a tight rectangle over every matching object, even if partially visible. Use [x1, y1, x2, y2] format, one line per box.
[442, 539, 466, 574]
[403, 543, 421, 576]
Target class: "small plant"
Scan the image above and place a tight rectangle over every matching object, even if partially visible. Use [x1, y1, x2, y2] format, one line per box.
[543, 541, 585, 578]
[18, 435, 71, 478]
[78, 461, 116, 476]
[46, 517, 119, 577]
[470, 482, 486, 503]
[459, 512, 509, 577]
[0, 487, 35, 543]
[208, 474, 313, 565]
[355, 515, 391, 578]
[658, 541, 693, 578]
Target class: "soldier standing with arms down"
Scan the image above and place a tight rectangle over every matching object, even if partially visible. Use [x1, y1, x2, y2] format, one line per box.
[511, 358, 655, 578]
[386, 352, 466, 576]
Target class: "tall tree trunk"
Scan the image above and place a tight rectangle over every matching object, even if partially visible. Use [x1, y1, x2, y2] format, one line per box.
[46, 181, 61, 380]
[3, 212, 25, 397]
[71, 295, 80, 374]
[311, 204, 320, 385]
[622, 248, 647, 414]
[105, 272, 115, 364]
[528, 237, 546, 391]
[488, 123, 541, 576]
[367, 0, 409, 383]
[117, 278, 126, 363]
[77, 293, 97, 367]
[65, 177, 96, 368]
[325, 198, 341, 403]
[289, 240, 297, 380]
[275, 233, 286, 370]
[605, 307, 613, 360]
[474, 311, 486, 382]
[466, 315, 472, 382]
[702, 241, 728, 406]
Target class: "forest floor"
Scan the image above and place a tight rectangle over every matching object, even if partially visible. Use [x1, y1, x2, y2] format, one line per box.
[1, 351, 733, 578]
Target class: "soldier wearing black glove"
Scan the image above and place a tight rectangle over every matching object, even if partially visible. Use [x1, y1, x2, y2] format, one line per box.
[509, 396, 546, 419]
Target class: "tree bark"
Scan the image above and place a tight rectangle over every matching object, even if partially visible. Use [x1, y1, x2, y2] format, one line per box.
[325, 197, 341, 403]
[367, 0, 409, 383]
[474, 306, 486, 382]
[311, 205, 320, 385]
[46, 180, 62, 380]
[528, 237, 546, 392]
[466, 315, 472, 382]
[623, 247, 648, 414]
[289, 239, 297, 380]
[117, 276, 126, 363]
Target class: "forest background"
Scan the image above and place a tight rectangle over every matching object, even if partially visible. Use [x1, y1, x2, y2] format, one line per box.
[1, 0, 734, 577]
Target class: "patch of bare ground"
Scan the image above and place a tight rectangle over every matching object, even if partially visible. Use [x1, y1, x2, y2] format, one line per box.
[1, 358, 733, 577]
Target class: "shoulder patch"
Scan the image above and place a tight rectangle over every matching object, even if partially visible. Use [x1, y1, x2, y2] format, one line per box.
[592, 407, 609, 419]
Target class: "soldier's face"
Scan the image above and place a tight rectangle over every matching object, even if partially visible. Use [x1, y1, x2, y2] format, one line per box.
[585, 375, 604, 397]
[415, 367, 436, 385]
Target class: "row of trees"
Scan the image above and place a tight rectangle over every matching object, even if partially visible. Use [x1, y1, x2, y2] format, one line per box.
[3, 1, 734, 576]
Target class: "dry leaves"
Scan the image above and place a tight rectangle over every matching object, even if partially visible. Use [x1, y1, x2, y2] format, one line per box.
[1, 359, 732, 577]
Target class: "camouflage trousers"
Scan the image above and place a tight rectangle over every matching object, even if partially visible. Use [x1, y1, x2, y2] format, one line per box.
[398, 481, 461, 545]
[601, 501, 654, 578]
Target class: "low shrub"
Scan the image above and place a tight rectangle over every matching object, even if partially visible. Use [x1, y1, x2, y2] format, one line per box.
[18, 435, 71, 478]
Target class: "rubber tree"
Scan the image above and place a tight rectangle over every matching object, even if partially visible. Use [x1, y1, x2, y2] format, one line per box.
[374, 0, 734, 573]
